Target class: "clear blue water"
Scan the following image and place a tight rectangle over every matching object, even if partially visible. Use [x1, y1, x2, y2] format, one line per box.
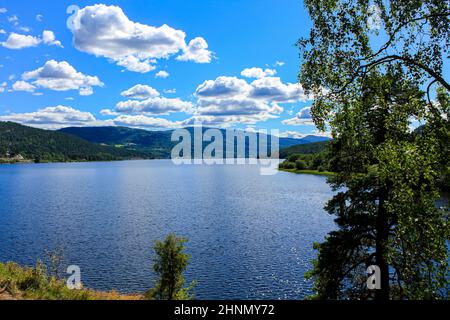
[0, 160, 336, 300]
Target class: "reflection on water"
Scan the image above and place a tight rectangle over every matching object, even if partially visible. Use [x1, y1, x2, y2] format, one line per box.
[0, 160, 336, 299]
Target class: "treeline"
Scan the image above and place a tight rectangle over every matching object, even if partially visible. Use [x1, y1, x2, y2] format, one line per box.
[0, 122, 149, 163]
[279, 141, 330, 159]
[279, 151, 330, 172]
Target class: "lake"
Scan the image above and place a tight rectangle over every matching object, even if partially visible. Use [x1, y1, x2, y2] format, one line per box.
[0, 160, 336, 300]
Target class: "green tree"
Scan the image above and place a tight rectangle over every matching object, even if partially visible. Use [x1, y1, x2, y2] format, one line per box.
[148, 234, 196, 300]
[296, 159, 308, 170]
[299, 0, 450, 120]
[299, 0, 449, 300]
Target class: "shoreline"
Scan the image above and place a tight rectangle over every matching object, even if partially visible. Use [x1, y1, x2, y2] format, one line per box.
[0, 157, 157, 166]
[0, 261, 145, 300]
[279, 168, 335, 176]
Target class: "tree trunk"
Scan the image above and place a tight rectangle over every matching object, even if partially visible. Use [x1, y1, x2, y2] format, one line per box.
[375, 187, 390, 300]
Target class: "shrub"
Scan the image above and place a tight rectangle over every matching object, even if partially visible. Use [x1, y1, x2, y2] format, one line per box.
[295, 160, 308, 170]
[147, 234, 196, 300]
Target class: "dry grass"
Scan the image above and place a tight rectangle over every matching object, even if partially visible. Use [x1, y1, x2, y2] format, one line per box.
[0, 262, 144, 300]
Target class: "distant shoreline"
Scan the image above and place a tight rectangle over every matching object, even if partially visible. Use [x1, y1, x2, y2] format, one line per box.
[0, 158, 154, 166]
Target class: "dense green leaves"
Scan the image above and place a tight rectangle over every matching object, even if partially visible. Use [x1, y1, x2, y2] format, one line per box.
[279, 141, 330, 158]
[299, 0, 450, 130]
[305, 70, 449, 300]
[300, 0, 449, 300]
[279, 150, 331, 172]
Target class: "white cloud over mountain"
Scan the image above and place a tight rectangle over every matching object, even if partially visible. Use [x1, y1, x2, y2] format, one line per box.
[113, 84, 193, 115]
[19, 60, 103, 95]
[116, 97, 193, 115]
[192, 75, 310, 125]
[0, 104, 186, 130]
[105, 74, 312, 126]
[0, 106, 96, 129]
[112, 115, 182, 129]
[68, 4, 213, 73]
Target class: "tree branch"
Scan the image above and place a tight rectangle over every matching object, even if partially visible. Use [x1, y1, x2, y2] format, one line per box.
[363, 12, 450, 62]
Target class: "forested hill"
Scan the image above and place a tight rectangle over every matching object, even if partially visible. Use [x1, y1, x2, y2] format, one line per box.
[59, 126, 330, 158]
[0, 122, 332, 163]
[60, 126, 174, 158]
[279, 141, 330, 158]
[0, 122, 147, 163]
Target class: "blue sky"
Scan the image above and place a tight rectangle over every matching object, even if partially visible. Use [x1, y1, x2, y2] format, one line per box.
[0, 0, 320, 137]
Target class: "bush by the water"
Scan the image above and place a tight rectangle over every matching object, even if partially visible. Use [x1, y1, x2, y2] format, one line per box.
[0, 261, 140, 300]
[279, 151, 330, 172]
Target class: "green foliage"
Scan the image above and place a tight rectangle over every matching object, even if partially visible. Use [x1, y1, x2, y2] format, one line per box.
[280, 150, 331, 172]
[305, 70, 449, 300]
[299, 0, 449, 300]
[280, 141, 330, 159]
[148, 234, 195, 300]
[299, 0, 450, 128]
[0, 122, 147, 163]
[295, 159, 308, 170]
[60, 126, 173, 158]
[60, 126, 318, 159]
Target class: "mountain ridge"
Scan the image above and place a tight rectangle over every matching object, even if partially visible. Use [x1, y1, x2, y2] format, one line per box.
[59, 126, 331, 158]
[0, 121, 331, 163]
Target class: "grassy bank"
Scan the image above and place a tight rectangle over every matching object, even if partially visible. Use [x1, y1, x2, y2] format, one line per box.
[279, 168, 335, 176]
[0, 262, 143, 300]
[0, 158, 34, 164]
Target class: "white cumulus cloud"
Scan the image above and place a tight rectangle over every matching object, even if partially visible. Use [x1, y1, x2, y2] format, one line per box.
[0, 82, 7, 93]
[116, 97, 193, 115]
[1, 32, 40, 49]
[42, 30, 62, 47]
[191, 74, 311, 125]
[241, 67, 276, 79]
[196, 76, 251, 98]
[155, 70, 170, 79]
[282, 106, 315, 125]
[112, 115, 182, 129]
[21, 60, 103, 95]
[1, 30, 62, 49]
[176, 37, 213, 63]
[12, 80, 36, 92]
[121, 84, 160, 100]
[69, 4, 213, 73]
[0, 106, 96, 129]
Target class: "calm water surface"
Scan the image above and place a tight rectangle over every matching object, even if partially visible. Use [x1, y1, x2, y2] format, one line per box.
[0, 160, 336, 299]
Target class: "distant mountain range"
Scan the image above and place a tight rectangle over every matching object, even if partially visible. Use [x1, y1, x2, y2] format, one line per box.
[60, 126, 331, 158]
[0, 121, 331, 163]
